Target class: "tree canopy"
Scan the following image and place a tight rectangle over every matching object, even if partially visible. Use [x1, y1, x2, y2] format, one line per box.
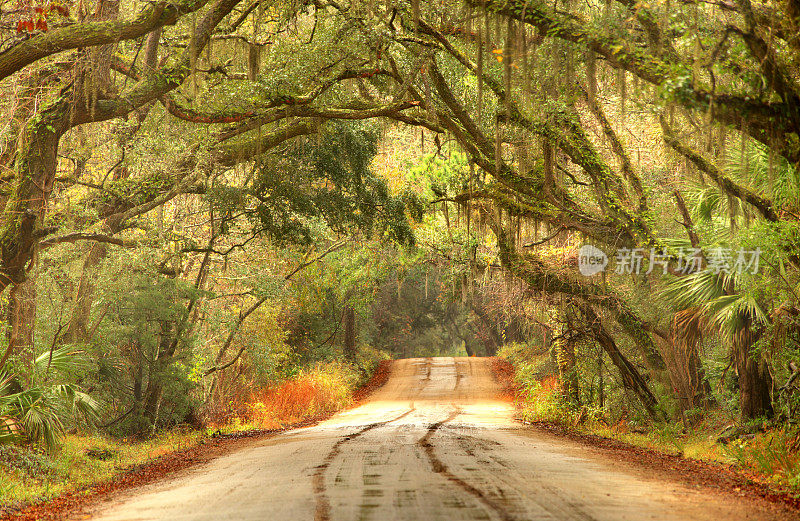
[1, 0, 799, 450]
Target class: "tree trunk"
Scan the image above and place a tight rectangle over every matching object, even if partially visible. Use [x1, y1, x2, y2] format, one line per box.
[655, 332, 715, 414]
[0, 0, 235, 295]
[62, 242, 107, 344]
[735, 326, 773, 419]
[343, 306, 356, 361]
[491, 225, 668, 380]
[582, 305, 663, 420]
[470, 301, 502, 355]
[503, 314, 526, 344]
[686, 341, 714, 408]
[3, 277, 37, 376]
[141, 321, 177, 433]
[0, 89, 72, 293]
[463, 341, 476, 357]
[554, 336, 580, 404]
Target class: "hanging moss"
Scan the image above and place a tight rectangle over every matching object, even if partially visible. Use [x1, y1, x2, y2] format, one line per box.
[586, 49, 597, 101]
[504, 16, 514, 112]
[477, 11, 485, 129]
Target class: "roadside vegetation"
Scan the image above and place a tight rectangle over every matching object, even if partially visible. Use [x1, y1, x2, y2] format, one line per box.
[500, 342, 800, 489]
[0, 430, 201, 509]
[0, 351, 385, 511]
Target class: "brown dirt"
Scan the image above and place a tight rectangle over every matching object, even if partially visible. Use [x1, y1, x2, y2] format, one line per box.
[488, 356, 800, 515]
[78, 357, 794, 521]
[0, 362, 393, 521]
[527, 421, 800, 511]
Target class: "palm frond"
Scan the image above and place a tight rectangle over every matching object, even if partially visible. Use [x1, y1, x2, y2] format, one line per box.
[0, 372, 99, 449]
[659, 269, 727, 309]
[52, 384, 101, 425]
[13, 388, 64, 451]
[725, 137, 800, 211]
[702, 293, 769, 335]
[0, 371, 12, 397]
[34, 347, 90, 377]
[672, 307, 707, 346]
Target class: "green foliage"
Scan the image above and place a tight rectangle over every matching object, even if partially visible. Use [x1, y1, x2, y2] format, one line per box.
[721, 428, 800, 486]
[0, 445, 57, 478]
[406, 151, 471, 201]
[0, 430, 201, 508]
[0, 348, 100, 451]
[89, 250, 204, 437]
[101, 172, 174, 208]
[660, 270, 769, 338]
[247, 121, 421, 246]
[724, 139, 800, 212]
[5, 0, 800, 493]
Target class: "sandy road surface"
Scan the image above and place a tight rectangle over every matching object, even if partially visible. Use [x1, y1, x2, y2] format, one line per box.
[87, 357, 793, 521]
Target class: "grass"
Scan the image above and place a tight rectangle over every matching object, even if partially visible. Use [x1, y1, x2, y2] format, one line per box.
[0, 430, 200, 509]
[720, 429, 800, 487]
[213, 360, 366, 432]
[248, 363, 356, 426]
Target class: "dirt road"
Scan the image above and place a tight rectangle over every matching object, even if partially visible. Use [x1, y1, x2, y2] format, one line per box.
[87, 357, 794, 520]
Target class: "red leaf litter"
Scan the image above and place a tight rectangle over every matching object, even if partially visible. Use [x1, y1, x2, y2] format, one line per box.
[490, 357, 520, 401]
[488, 356, 800, 518]
[352, 359, 392, 403]
[1, 362, 394, 521]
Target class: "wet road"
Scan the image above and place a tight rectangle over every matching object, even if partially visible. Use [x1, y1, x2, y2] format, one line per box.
[88, 357, 789, 520]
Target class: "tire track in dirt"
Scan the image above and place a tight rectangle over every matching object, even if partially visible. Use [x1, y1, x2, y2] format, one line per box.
[422, 357, 432, 380]
[454, 359, 464, 389]
[417, 408, 518, 521]
[453, 433, 597, 521]
[312, 408, 415, 521]
[81, 357, 793, 521]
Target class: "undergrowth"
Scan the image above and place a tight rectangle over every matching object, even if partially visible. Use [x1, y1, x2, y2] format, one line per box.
[0, 430, 199, 510]
[0, 351, 388, 511]
[238, 361, 362, 429]
[498, 344, 800, 490]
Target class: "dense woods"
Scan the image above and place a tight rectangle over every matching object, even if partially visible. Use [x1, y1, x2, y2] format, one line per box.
[1, 0, 800, 499]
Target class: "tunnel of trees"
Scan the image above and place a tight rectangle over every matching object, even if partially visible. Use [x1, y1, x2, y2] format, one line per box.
[0, 0, 799, 451]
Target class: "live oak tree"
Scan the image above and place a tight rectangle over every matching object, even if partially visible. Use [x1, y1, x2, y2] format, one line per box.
[2, 0, 800, 444]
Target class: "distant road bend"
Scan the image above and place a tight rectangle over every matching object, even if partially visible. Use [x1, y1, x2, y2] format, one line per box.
[89, 357, 789, 521]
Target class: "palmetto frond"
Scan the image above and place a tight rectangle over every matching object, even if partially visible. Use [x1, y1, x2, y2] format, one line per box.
[703, 292, 769, 334]
[659, 269, 728, 310]
[672, 307, 707, 348]
[52, 384, 101, 425]
[13, 388, 64, 451]
[725, 138, 800, 212]
[683, 138, 798, 228]
[684, 179, 755, 228]
[34, 347, 91, 377]
[0, 372, 20, 445]
[660, 270, 768, 342]
[0, 348, 100, 450]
